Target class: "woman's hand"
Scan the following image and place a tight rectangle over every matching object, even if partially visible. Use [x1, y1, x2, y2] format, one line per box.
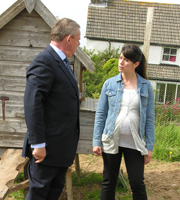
[93, 146, 102, 156]
[144, 151, 153, 165]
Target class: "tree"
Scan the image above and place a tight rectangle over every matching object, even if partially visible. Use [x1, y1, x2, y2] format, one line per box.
[102, 58, 119, 81]
[83, 47, 120, 98]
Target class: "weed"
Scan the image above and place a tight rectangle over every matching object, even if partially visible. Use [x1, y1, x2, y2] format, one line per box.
[153, 123, 180, 162]
[83, 189, 101, 199]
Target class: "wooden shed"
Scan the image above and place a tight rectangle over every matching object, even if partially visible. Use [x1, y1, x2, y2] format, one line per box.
[0, 0, 95, 156]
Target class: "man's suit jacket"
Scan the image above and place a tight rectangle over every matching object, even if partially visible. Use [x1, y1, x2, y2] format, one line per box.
[22, 45, 80, 167]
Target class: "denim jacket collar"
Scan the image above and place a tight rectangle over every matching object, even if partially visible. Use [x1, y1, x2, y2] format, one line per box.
[115, 72, 146, 84]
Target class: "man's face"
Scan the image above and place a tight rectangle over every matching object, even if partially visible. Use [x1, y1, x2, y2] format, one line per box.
[68, 28, 81, 56]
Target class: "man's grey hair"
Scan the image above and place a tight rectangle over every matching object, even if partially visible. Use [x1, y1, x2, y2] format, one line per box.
[51, 18, 80, 42]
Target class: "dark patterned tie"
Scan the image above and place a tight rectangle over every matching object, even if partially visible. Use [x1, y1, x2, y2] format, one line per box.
[63, 58, 76, 80]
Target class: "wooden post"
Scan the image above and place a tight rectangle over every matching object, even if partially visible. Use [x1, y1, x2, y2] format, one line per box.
[142, 7, 154, 62]
[65, 167, 73, 200]
[23, 160, 29, 197]
[75, 154, 80, 174]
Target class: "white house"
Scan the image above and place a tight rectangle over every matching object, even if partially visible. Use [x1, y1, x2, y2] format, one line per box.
[85, 0, 180, 104]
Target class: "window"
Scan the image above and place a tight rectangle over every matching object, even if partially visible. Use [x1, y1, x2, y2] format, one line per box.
[162, 47, 177, 62]
[155, 83, 166, 103]
[155, 82, 180, 104]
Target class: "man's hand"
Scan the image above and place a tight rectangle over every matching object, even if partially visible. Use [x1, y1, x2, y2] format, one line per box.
[32, 147, 46, 163]
[93, 146, 102, 156]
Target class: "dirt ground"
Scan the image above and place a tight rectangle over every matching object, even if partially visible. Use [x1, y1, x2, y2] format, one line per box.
[62, 154, 180, 200]
[5, 154, 180, 200]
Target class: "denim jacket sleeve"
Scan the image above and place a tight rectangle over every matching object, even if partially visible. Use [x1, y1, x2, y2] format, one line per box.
[92, 81, 108, 147]
[144, 82, 155, 151]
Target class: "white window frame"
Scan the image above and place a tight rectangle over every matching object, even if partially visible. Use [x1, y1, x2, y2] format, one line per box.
[155, 82, 180, 104]
[161, 47, 177, 64]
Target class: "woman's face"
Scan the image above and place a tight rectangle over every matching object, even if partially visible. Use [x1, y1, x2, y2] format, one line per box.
[118, 53, 139, 74]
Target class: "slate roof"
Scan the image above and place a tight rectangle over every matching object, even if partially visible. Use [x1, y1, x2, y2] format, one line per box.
[147, 64, 180, 82]
[86, 0, 180, 47]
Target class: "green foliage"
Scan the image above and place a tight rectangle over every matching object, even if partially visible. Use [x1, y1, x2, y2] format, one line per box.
[115, 174, 132, 199]
[83, 47, 120, 98]
[154, 99, 180, 162]
[155, 98, 180, 125]
[103, 58, 119, 80]
[71, 169, 132, 200]
[71, 170, 102, 199]
[116, 174, 128, 192]
[7, 171, 25, 200]
[153, 123, 180, 162]
[7, 189, 25, 200]
[83, 189, 101, 200]
[71, 171, 103, 186]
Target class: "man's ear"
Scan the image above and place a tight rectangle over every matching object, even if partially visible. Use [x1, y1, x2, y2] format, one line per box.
[66, 35, 71, 43]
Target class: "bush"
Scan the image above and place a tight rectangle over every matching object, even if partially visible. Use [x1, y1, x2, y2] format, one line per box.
[83, 48, 120, 98]
[155, 98, 180, 125]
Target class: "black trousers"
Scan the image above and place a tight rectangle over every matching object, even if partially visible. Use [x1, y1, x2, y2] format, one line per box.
[25, 157, 68, 200]
[101, 147, 147, 200]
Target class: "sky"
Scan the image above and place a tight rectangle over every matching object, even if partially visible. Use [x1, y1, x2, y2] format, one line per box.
[0, 0, 179, 47]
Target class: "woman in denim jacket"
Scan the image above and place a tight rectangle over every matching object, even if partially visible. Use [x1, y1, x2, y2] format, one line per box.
[93, 44, 155, 200]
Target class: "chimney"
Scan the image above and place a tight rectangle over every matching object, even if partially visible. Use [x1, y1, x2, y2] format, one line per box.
[90, 0, 108, 7]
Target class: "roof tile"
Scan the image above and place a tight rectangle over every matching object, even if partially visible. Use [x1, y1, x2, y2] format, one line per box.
[86, 0, 180, 46]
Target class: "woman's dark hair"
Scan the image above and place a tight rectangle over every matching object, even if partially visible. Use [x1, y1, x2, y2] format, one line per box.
[121, 44, 147, 80]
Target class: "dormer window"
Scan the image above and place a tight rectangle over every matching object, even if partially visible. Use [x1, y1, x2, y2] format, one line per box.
[162, 47, 177, 62]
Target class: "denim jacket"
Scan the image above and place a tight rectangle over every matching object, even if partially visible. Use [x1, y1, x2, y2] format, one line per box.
[93, 73, 155, 152]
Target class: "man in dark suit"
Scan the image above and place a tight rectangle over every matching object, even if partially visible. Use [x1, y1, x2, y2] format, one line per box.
[22, 18, 80, 200]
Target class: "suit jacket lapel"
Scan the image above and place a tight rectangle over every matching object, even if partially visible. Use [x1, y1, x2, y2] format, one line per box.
[46, 45, 79, 93]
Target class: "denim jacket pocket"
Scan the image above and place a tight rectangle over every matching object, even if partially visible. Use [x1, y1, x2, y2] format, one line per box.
[140, 92, 149, 106]
[105, 90, 117, 96]
[105, 89, 117, 105]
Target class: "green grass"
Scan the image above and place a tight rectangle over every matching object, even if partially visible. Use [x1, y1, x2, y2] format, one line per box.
[5, 170, 132, 200]
[83, 189, 101, 200]
[153, 123, 180, 162]
[71, 170, 132, 200]
[71, 170, 102, 199]
[7, 123, 180, 199]
[72, 170, 103, 186]
[7, 171, 25, 200]
[174, 125, 180, 132]
[7, 190, 25, 200]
